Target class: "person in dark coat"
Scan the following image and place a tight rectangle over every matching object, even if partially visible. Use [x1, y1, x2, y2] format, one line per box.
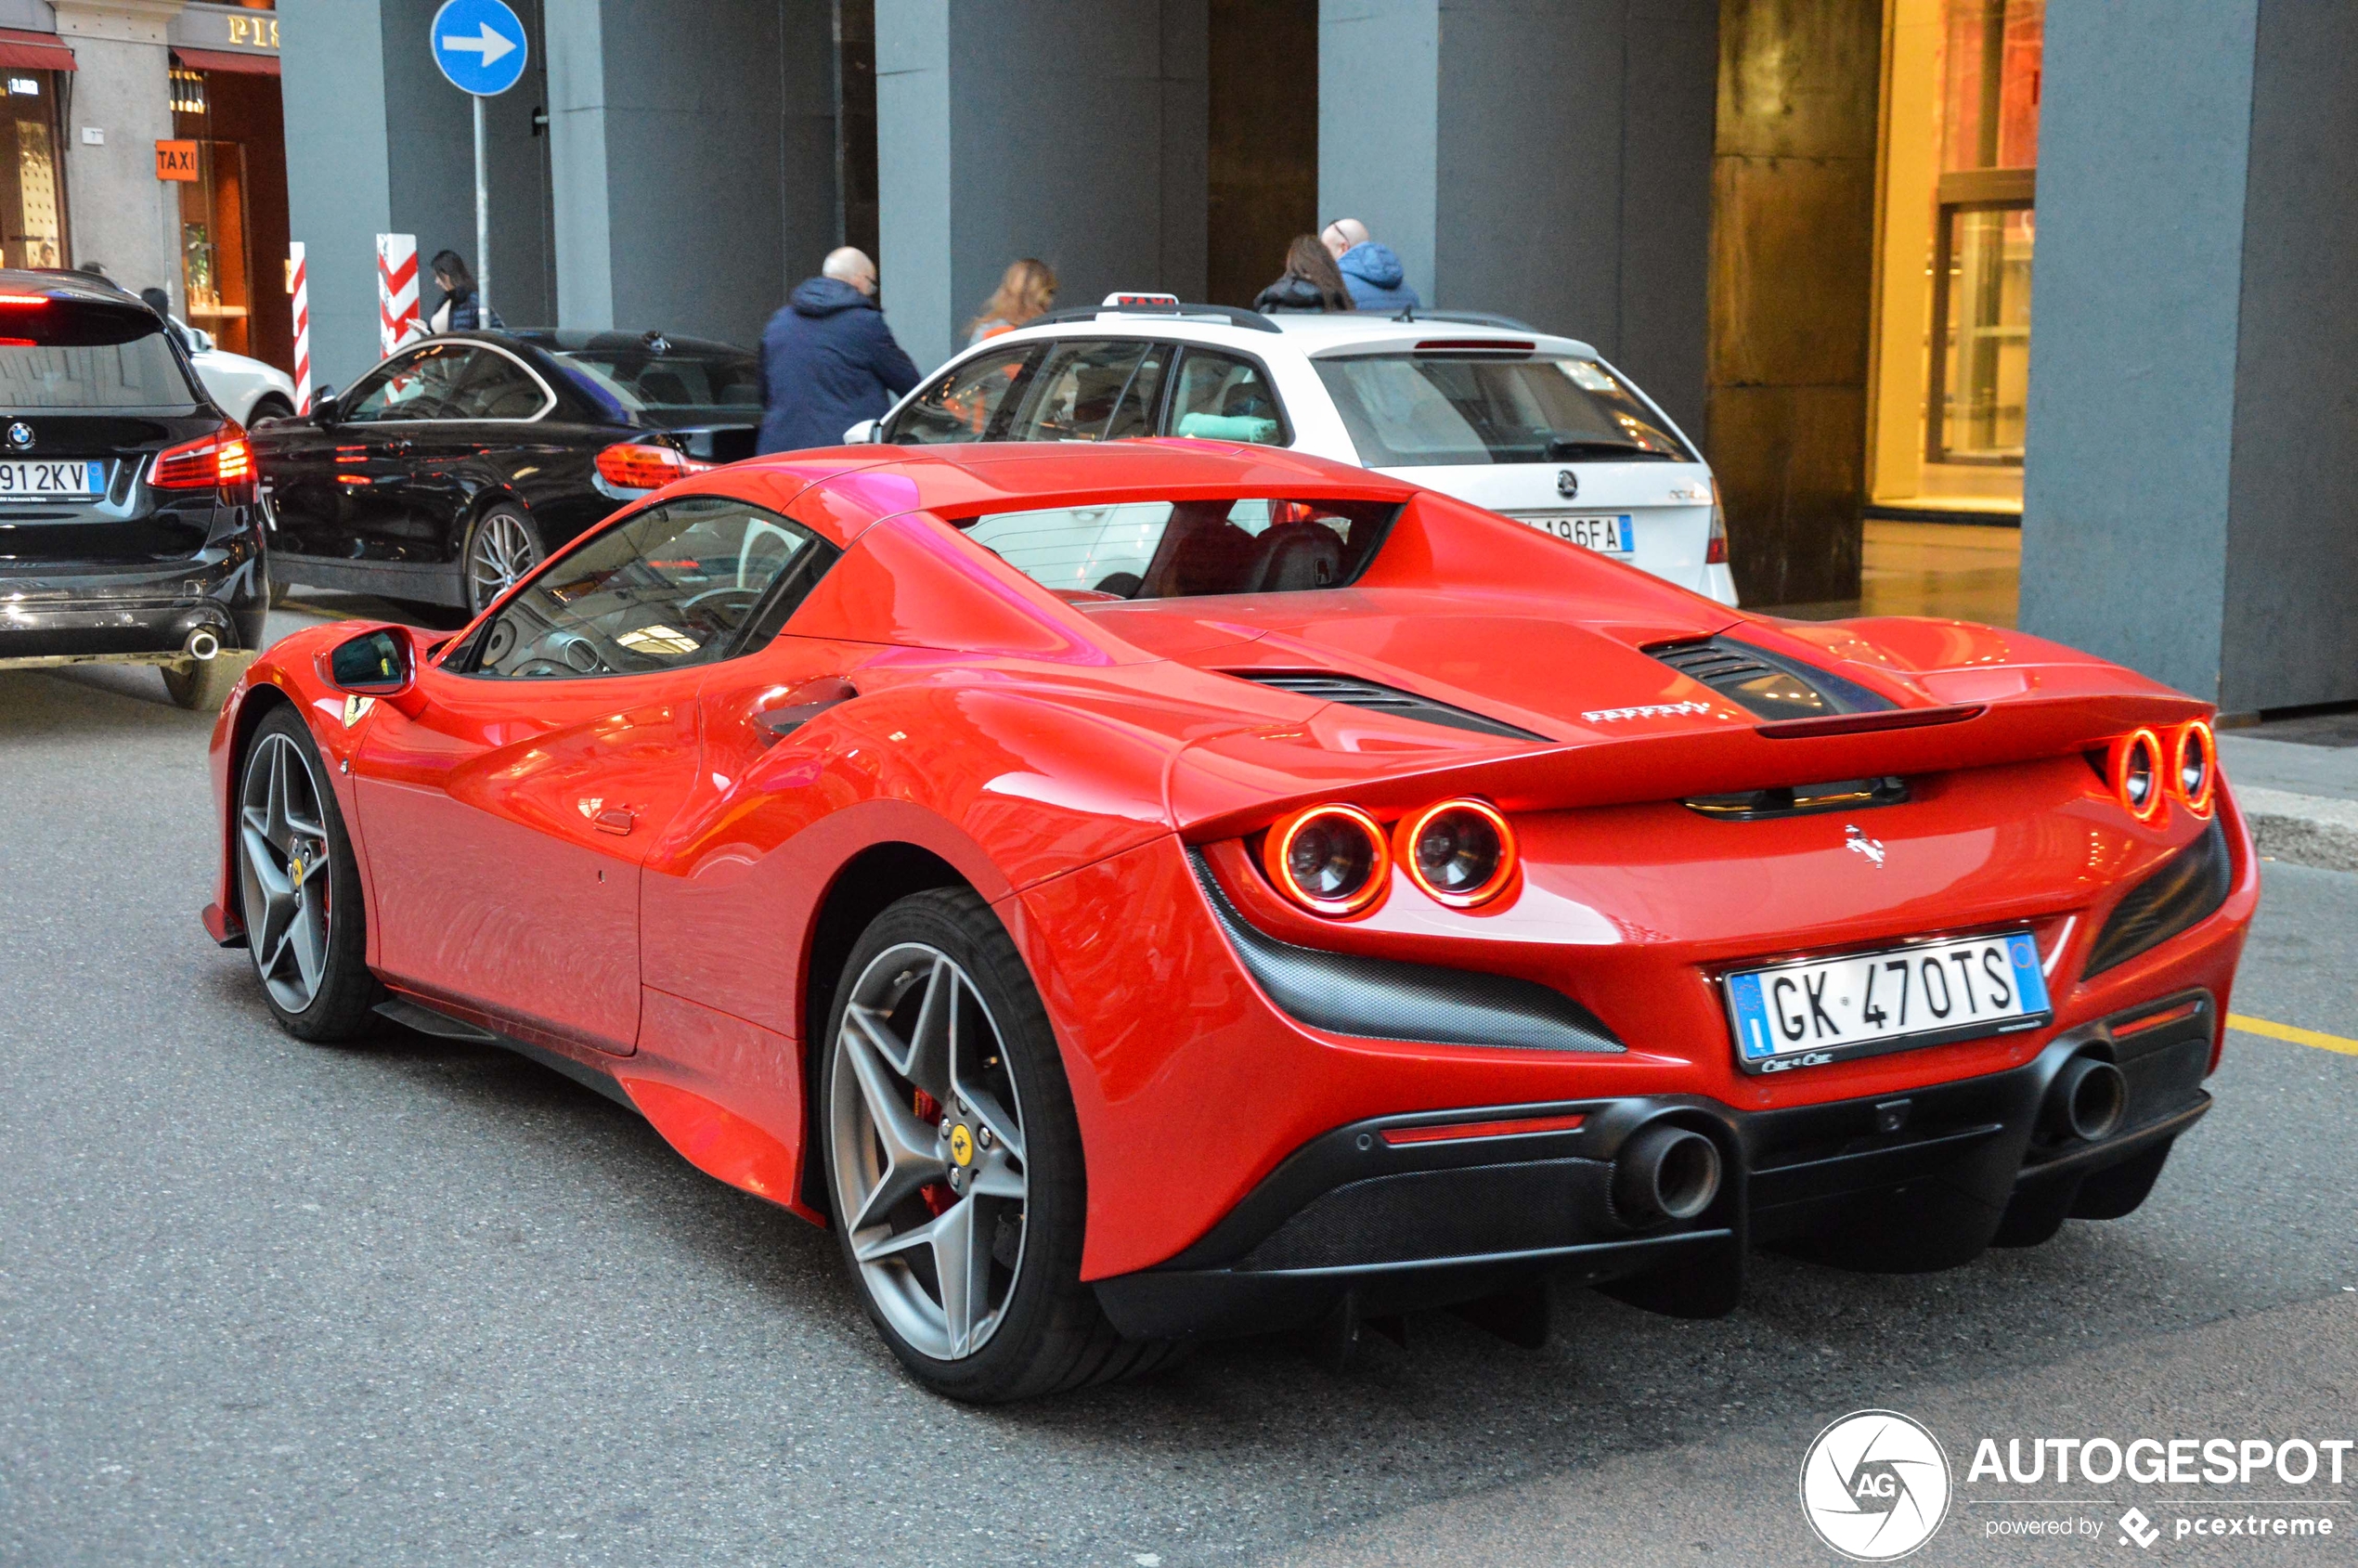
[428, 251, 501, 332]
[758, 247, 923, 454]
[1253, 235, 1354, 314]
[1321, 218, 1423, 311]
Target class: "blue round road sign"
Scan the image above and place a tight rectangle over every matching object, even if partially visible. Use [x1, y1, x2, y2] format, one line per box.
[430, 0, 528, 97]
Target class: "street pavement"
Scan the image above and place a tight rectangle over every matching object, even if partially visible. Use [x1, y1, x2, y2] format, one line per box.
[2, 608, 2354, 1567]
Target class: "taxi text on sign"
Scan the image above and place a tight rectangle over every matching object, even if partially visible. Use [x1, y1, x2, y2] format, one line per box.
[428, 0, 529, 97]
[154, 140, 199, 182]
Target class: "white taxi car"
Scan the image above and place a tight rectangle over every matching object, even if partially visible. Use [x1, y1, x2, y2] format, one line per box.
[847, 296, 1735, 604]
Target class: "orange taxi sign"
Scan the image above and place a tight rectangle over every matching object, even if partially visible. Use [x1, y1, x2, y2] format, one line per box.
[155, 140, 199, 181]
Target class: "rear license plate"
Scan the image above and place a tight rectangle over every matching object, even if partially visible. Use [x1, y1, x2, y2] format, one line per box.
[1724, 931, 2052, 1074]
[0, 460, 102, 497]
[1520, 512, 1632, 554]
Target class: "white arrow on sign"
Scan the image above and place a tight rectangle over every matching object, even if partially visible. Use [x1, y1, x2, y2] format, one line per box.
[440, 21, 516, 67]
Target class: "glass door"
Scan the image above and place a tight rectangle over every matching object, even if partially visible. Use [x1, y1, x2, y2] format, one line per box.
[177, 137, 254, 356]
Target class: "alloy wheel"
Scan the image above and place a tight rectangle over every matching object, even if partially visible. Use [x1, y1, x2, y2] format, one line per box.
[238, 732, 334, 1014]
[467, 512, 538, 613]
[830, 942, 1030, 1361]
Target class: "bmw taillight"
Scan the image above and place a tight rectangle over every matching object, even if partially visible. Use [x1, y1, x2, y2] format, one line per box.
[1705, 476, 1728, 564]
[595, 439, 714, 496]
[151, 423, 253, 492]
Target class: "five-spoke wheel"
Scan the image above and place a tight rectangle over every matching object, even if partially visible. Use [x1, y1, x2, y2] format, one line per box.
[235, 709, 378, 1041]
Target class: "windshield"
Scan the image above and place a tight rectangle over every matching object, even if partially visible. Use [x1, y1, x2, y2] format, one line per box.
[0, 299, 199, 412]
[548, 343, 760, 418]
[958, 497, 1396, 600]
[1314, 354, 1694, 467]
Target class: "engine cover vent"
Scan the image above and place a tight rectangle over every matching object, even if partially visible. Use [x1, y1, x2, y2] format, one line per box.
[1222, 670, 1547, 741]
[1645, 636, 1895, 721]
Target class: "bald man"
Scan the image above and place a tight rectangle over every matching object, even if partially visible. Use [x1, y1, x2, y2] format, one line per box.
[1321, 218, 1421, 312]
[758, 245, 921, 455]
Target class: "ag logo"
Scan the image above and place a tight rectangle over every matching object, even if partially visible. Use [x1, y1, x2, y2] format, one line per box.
[1799, 1409, 1950, 1561]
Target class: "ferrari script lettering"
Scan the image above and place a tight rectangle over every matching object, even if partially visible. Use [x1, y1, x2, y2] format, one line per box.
[1582, 700, 1712, 723]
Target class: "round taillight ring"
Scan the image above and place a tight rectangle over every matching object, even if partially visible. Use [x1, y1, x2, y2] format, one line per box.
[1393, 797, 1519, 909]
[1263, 803, 1391, 916]
[2172, 719, 2217, 816]
[2112, 727, 2165, 822]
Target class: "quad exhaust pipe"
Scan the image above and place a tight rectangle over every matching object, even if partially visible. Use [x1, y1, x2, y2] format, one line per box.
[1613, 1123, 1722, 1226]
[2041, 1054, 2127, 1144]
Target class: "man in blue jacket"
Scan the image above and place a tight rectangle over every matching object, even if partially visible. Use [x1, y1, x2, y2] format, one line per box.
[757, 247, 922, 455]
[1322, 218, 1423, 312]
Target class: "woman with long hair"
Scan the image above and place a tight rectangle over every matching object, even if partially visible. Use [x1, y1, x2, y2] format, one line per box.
[1253, 235, 1354, 313]
[428, 250, 501, 333]
[965, 258, 1058, 345]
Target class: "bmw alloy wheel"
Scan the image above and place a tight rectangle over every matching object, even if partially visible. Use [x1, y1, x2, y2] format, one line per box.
[238, 731, 334, 1014]
[829, 942, 1030, 1361]
[467, 510, 538, 613]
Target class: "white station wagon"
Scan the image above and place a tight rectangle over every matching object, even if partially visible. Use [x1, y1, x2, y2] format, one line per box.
[848, 296, 1736, 605]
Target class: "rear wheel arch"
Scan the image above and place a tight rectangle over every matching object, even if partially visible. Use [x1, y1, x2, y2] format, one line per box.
[798, 842, 972, 1215]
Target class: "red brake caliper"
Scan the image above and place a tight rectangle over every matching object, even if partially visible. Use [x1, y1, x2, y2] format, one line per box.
[912, 1089, 954, 1216]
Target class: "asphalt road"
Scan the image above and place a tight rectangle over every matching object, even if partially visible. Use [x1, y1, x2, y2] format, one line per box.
[4, 613, 2354, 1567]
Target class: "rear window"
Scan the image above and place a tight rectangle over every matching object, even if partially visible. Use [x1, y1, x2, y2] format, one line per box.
[549, 342, 760, 418]
[1314, 354, 1694, 467]
[958, 497, 1395, 600]
[0, 298, 198, 412]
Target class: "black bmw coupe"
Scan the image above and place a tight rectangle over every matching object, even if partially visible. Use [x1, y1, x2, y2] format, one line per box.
[255, 330, 760, 616]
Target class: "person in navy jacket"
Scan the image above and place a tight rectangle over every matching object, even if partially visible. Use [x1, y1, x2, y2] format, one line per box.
[758, 248, 922, 455]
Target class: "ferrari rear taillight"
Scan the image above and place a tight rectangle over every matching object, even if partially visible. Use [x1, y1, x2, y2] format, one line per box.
[1394, 797, 1518, 908]
[1264, 803, 1390, 917]
[2110, 728, 2164, 822]
[151, 424, 253, 491]
[2172, 719, 2217, 815]
[1705, 476, 1728, 564]
[596, 440, 714, 494]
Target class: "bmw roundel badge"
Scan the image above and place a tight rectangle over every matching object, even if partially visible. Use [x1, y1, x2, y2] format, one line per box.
[6, 421, 32, 449]
[1556, 468, 1578, 499]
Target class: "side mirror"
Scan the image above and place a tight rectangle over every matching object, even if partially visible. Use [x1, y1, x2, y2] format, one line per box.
[326, 626, 411, 693]
[310, 388, 341, 424]
[191, 327, 216, 355]
[841, 418, 879, 445]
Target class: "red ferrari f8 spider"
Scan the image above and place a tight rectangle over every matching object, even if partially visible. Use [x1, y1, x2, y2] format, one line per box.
[204, 440, 2253, 1401]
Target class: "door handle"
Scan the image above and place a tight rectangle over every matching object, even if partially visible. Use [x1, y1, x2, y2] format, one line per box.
[755, 678, 858, 743]
[592, 807, 634, 836]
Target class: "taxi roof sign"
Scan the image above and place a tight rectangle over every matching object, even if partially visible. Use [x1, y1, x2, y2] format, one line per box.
[1102, 292, 1181, 307]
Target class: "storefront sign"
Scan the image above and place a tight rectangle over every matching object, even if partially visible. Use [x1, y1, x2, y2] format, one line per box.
[168, 4, 281, 58]
[154, 139, 198, 182]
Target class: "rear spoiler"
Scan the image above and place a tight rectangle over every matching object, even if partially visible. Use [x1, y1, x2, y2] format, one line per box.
[1168, 687, 2211, 839]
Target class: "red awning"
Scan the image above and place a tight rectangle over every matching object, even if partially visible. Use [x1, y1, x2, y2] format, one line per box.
[172, 46, 279, 76]
[0, 28, 75, 72]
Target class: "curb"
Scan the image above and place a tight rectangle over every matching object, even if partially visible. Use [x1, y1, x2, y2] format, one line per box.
[2237, 784, 2358, 874]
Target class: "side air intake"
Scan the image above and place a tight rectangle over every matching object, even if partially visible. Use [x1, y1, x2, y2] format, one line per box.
[1221, 670, 1547, 741]
[1645, 637, 1894, 721]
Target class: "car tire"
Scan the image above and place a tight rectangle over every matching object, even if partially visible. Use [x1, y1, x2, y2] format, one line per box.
[234, 706, 381, 1043]
[461, 504, 544, 617]
[248, 395, 296, 426]
[822, 887, 1182, 1403]
[162, 652, 248, 712]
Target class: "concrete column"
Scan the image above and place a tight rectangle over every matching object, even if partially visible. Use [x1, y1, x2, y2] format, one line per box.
[53, 0, 184, 303]
[281, 0, 553, 385]
[546, 0, 835, 349]
[876, 0, 1208, 369]
[2021, 0, 2358, 712]
[1316, 0, 1717, 441]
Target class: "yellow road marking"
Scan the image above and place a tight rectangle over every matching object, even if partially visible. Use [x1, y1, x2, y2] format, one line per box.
[2230, 1014, 2358, 1056]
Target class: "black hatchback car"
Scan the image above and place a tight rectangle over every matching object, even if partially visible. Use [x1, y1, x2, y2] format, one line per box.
[0, 270, 266, 709]
[256, 330, 760, 616]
